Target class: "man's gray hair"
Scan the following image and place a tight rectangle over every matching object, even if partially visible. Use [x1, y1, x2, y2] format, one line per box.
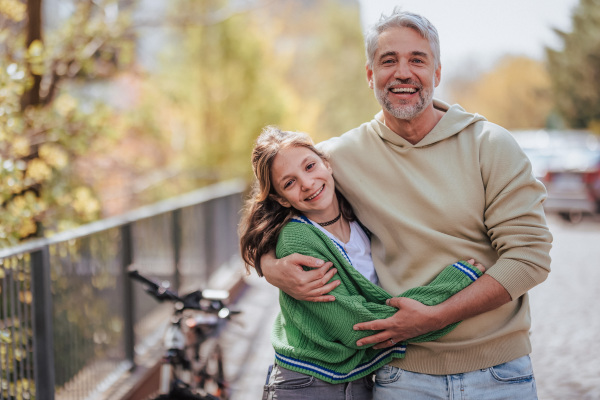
[364, 7, 441, 70]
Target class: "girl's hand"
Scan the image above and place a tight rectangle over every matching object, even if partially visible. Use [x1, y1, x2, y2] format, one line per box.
[467, 258, 486, 273]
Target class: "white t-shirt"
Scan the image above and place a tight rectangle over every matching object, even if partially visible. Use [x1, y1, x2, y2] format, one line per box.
[310, 219, 380, 285]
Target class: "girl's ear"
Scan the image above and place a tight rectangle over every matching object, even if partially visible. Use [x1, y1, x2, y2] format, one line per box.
[270, 193, 291, 208]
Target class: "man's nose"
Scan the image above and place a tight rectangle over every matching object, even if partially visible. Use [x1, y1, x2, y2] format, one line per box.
[394, 60, 411, 80]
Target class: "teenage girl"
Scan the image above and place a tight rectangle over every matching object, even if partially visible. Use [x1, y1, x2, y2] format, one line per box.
[239, 126, 485, 400]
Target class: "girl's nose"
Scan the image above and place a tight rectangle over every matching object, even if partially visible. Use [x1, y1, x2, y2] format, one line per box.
[298, 176, 312, 191]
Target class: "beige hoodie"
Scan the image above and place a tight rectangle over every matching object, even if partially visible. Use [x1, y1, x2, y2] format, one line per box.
[319, 99, 552, 374]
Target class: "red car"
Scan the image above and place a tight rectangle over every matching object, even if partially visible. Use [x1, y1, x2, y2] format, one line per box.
[513, 130, 600, 223]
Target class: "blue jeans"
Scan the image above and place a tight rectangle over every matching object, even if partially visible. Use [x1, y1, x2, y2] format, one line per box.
[262, 363, 374, 400]
[373, 355, 537, 400]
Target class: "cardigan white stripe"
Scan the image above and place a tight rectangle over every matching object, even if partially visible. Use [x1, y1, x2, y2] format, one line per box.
[452, 262, 478, 281]
[291, 216, 353, 266]
[275, 344, 406, 381]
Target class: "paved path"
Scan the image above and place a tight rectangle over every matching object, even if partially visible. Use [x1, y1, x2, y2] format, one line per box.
[223, 214, 600, 400]
[529, 214, 600, 399]
[221, 274, 280, 400]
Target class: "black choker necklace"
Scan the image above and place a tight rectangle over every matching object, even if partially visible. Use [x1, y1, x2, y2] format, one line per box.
[317, 212, 342, 227]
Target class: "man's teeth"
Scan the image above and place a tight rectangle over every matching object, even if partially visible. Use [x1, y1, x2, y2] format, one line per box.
[390, 87, 416, 93]
[306, 186, 324, 200]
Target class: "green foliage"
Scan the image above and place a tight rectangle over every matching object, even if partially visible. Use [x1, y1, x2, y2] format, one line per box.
[546, 0, 600, 130]
[131, 0, 375, 203]
[0, 256, 35, 400]
[278, 0, 379, 142]
[0, 0, 136, 246]
[1, 0, 375, 242]
[447, 56, 553, 130]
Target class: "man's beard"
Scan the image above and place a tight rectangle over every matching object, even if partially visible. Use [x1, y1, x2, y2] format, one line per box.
[375, 79, 433, 121]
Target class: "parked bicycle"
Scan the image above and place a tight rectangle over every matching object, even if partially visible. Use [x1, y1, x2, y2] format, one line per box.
[129, 269, 240, 400]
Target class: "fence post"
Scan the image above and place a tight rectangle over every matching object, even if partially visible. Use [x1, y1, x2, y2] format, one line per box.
[31, 246, 55, 400]
[172, 209, 182, 291]
[203, 200, 216, 279]
[227, 193, 242, 258]
[121, 223, 136, 369]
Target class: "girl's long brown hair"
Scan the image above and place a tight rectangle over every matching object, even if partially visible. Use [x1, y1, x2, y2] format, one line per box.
[239, 126, 354, 276]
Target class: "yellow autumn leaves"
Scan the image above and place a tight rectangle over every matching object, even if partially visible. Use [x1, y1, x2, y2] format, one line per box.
[0, 0, 26, 23]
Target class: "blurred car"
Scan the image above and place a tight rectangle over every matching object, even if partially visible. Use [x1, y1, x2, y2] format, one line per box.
[513, 130, 600, 223]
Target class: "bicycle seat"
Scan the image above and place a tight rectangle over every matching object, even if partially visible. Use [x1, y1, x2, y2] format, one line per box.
[201, 289, 229, 301]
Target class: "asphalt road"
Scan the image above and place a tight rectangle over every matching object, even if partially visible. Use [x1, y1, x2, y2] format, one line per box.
[223, 213, 600, 400]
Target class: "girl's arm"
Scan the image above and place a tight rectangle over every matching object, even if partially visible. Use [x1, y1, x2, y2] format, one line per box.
[277, 259, 484, 349]
[275, 224, 484, 348]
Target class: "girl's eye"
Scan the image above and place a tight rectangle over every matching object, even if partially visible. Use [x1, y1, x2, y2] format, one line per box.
[283, 179, 294, 189]
[306, 162, 316, 171]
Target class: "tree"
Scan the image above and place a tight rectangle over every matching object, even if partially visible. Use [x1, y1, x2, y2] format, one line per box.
[546, 0, 600, 130]
[0, 0, 135, 246]
[447, 55, 553, 130]
[0, 0, 374, 242]
[125, 0, 374, 203]
[121, 0, 298, 201]
[267, 0, 379, 143]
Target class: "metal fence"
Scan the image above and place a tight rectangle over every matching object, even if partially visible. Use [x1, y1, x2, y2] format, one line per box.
[0, 180, 246, 400]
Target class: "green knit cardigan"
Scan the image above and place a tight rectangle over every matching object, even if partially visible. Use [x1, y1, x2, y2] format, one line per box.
[272, 215, 482, 383]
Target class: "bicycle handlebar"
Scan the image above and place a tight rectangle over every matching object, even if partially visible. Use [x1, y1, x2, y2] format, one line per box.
[128, 269, 183, 302]
[128, 269, 240, 317]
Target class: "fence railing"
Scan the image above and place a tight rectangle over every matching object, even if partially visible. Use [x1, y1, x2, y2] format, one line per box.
[0, 180, 246, 400]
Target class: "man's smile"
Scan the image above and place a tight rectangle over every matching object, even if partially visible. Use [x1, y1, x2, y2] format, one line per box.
[390, 87, 417, 94]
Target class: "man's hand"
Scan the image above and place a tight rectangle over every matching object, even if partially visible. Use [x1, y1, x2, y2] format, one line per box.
[261, 251, 340, 302]
[353, 274, 511, 348]
[354, 298, 441, 348]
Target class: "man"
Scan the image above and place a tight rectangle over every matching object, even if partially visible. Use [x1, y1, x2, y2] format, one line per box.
[260, 8, 551, 399]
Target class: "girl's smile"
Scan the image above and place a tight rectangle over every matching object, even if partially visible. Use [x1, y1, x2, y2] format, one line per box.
[305, 184, 325, 201]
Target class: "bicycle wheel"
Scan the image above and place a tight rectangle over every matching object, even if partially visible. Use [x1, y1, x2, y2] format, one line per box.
[152, 385, 219, 400]
[196, 340, 229, 400]
[159, 363, 173, 394]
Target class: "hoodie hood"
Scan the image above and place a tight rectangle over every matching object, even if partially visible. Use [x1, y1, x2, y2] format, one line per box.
[372, 99, 487, 148]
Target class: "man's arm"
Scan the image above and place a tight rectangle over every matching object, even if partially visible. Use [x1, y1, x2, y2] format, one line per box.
[353, 129, 550, 348]
[260, 250, 341, 302]
[353, 274, 511, 348]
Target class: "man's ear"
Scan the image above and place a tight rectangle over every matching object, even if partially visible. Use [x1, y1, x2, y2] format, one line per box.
[434, 64, 441, 87]
[366, 64, 374, 89]
[270, 193, 291, 208]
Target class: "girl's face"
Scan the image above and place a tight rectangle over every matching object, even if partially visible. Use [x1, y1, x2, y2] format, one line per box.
[270, 145, 338, 221]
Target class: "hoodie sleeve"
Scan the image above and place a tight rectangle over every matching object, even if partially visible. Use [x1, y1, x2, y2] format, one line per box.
[478, 123, 552, 299]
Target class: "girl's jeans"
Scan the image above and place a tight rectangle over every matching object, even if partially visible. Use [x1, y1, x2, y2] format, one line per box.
[262, 363, 374, 400]
[373, 355, 537, 400]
